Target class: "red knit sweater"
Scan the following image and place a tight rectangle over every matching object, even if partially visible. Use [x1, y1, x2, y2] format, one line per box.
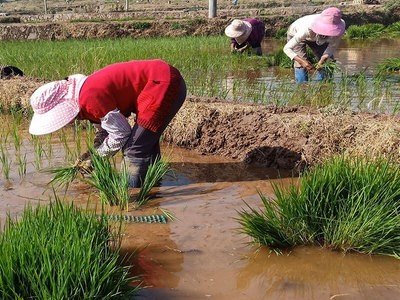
[78, 59, 182, 132]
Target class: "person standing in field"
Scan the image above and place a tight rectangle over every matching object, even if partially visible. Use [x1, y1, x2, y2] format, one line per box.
[28, 59, 187, 188]
[283, 7, 346, 83]
[224, 18, 265, 56]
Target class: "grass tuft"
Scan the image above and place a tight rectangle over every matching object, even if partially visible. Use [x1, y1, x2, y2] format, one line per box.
[136, 156, 171, 207]
[238, 156, 400, 258]
[83, 150, 131, 210]
[0, 197, 140, 299]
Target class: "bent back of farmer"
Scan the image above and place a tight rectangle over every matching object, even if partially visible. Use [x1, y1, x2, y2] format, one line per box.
[225, 18, 265, 56]
[283, 7, 346, 83]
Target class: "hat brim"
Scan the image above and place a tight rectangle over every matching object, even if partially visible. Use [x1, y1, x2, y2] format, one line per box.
[29, 101, 79, 135]
[225, 20, 252, 38]
[311, 19, 345, 36]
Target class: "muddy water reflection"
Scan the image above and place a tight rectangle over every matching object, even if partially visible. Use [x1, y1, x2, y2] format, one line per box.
[132, 147, 400, 300]
[1, 125, 400, 299]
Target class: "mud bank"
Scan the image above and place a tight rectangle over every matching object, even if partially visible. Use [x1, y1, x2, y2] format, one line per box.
[2, 77, 400, 171]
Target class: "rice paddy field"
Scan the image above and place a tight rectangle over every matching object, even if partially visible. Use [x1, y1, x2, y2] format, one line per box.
[0, 8, 400, 300]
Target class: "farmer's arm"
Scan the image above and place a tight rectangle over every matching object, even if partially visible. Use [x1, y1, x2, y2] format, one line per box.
[95, 109, 132, 157]
[318, 36, 342, 65]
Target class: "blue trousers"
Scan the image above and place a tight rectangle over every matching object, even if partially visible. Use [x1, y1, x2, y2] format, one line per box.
[294, 68, 327, 83]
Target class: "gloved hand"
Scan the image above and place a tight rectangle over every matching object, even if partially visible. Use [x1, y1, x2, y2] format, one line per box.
[236, 43, 249, 53]
[73, 152, 93, 175]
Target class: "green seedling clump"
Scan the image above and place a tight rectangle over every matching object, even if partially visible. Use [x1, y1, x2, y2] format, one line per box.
[239, 156, 400, 258]
[0, 199, 140, 299]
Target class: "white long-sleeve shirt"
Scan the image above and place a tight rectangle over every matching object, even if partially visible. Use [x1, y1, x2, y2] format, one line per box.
[283, 14, 344, 60]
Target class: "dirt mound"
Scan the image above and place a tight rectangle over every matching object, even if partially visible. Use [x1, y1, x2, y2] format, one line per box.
[2, 77, 400, 171]
[164, 97, 400, 170]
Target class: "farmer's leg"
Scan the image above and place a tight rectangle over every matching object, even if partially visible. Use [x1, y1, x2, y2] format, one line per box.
[123, 125, 162, 188]
[123, 78, 187, 188]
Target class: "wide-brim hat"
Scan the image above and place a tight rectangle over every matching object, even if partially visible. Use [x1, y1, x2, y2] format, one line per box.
[29, 74, 87, 135]
[311, 7, 346, 37]
[225, 19, 252, 44]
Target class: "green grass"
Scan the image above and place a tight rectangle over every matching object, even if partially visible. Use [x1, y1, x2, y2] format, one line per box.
[136, 156, 171, 207]
[0, 35, 398, 111]
[345, 24, 386, 39]
[238, 156, 400, 258]
[377, 58, 400, 73]
[82, 150, 131, 210]
[344, 22, 400, 39]
[0, 198, 140, 299]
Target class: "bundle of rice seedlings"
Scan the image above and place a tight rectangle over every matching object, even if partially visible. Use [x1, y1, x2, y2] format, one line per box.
[0, 197, 140, 299]
[238, 155, 400, 258]
[83, 151, 131, 210]
[47, 164, 81, 189]
[47, 159, 92, 190]
[136, 156, 171, 207]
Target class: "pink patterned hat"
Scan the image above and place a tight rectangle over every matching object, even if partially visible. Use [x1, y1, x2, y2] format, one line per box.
[29, 74, 87, 135]
[311, 7, 346, 37]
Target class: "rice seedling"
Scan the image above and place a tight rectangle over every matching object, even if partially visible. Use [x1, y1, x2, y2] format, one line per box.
[377, 58, 400, 73]
[159, 207, 178, 222]
[0, 196, 140, 299]
[83, 151, 131, 210]
[345, 24, 386, 39]
[384, 21, 400, 38]
[136, 156, 171, 207]
[58, 129, 73, 161]
[45, 134, 53, 160]
[0, 144, 11, 180]
[16, 153, 27, 180]
[238, 155, 400, 258]
[33, 137, 44, 170]
[47, 163, 82, 190]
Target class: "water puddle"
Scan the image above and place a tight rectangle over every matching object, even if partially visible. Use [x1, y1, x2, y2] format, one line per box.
[1, 122, 400, 299]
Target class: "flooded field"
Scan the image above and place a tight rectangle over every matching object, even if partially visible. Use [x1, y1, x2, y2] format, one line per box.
[1, 120, 400, 300]
[216, 38, 400, 110]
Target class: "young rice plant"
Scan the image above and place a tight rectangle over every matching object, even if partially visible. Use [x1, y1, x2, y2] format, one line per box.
[238, 155, 400, 258]
[0, 198, 140, 299]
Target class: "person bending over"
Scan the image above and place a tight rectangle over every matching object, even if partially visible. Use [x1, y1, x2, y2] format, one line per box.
[283, 7, 346, 83]
[225, 18, 265, 56]
[29, 59, 187, 188]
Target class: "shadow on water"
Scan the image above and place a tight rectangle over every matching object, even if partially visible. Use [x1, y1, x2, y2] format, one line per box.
[164, 146, 301, 185]
[167, 160, 296, 185]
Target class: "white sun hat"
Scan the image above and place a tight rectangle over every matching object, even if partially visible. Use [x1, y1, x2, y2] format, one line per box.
[29, 74, 87, 135]
[225, 19, 252, 44]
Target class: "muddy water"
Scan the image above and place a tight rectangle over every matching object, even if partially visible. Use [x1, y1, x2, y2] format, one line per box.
[1, 123, 400, 299]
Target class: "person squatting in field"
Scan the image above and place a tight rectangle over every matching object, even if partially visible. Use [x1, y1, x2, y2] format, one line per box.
[283, 7, 346, 83]
[29, 59, 187, 188]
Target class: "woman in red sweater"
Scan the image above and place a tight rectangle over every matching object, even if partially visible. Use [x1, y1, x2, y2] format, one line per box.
[29, 59, 187, 188]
